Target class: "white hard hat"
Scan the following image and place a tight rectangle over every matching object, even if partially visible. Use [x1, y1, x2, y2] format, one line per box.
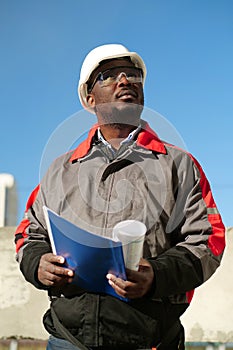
[78, 44, 147, 113]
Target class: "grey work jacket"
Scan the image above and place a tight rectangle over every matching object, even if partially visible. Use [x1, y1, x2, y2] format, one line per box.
[15, 122, 225, 347]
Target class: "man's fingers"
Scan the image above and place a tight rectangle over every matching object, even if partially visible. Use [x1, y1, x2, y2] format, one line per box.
[40, 272, 72, 287]
[41, 253, 65, 265]
[38, 253, 74, 286]
[106, 274, 130, 298]
[38, 267, 74, 286]
[47, 263, 74, 277]
[106, 261, 154, 299]
[107, 274, 127, 289]
[40, 253, 73, 276]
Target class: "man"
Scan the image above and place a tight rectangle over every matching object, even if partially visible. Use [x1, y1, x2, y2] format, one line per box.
[15, 44, 225, 350]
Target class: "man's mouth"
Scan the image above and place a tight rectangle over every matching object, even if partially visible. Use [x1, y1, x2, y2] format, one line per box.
[116, 90, 137, 100]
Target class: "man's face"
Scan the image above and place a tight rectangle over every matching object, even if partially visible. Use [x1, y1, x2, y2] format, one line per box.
[86, 58, 144, 127]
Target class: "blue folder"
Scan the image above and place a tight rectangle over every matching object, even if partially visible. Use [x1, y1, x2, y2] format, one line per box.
[43, 206, 127, 301]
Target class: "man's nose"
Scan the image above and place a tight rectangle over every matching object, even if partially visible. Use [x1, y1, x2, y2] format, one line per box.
[117, 72, 131, 85]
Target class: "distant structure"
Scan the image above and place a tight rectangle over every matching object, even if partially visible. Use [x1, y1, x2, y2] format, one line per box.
[0, 173, 18, 227]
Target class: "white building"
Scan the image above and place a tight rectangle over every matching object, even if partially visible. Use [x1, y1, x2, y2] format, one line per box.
[0, 173, 18, 227]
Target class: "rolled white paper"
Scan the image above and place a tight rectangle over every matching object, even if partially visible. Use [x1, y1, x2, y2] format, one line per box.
[113, 220, 147, 271]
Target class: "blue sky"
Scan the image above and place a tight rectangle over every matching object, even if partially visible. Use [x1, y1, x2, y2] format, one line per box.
[0, 0, 232, 227]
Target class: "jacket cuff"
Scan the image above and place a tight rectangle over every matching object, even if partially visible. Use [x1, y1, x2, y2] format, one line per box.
[19, 241, 52, 290]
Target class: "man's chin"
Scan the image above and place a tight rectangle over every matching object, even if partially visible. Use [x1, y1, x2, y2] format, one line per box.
[95, 102, 143, 127]
[115, 100, 143, 110]
[103, 123, 131, 130]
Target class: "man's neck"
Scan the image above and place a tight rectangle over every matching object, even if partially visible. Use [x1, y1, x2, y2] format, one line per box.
[99, 124, 138, 149]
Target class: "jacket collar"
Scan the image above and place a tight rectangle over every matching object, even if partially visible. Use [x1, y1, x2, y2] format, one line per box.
[69, 120, 166, 163]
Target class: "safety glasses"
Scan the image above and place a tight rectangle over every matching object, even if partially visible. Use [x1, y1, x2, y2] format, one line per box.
[88, 66, 143, 92]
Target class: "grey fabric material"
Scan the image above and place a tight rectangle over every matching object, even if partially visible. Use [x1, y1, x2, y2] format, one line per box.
[16, 124, 224, 347]
[22, 140, 221, 288]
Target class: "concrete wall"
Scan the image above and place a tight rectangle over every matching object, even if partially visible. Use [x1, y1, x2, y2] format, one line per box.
[0, 226, 232, 342]
[181, 227, 233, 343]
[0, 227, 49, 340]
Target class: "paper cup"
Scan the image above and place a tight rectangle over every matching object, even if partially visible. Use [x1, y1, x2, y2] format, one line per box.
[113, 220, 147, 271]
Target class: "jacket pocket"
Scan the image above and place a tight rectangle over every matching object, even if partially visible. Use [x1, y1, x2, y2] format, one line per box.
[99, 296, 159, 347]
[43, 295, 87, 340]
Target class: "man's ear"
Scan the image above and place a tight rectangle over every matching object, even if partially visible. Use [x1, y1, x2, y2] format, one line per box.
[86, 93, 95, 108]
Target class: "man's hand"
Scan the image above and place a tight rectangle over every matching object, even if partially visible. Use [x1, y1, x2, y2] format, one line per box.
[106, 258, 154, 299]
[38, 253, 74, 287]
